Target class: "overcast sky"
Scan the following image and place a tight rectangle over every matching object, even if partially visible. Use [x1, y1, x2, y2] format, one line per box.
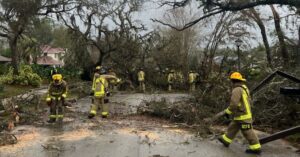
[134, 1, 299, 50]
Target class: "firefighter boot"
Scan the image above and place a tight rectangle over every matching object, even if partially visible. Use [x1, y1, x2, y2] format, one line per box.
[245, 149, 261, 155]
[101, 112, 108, 118]
[88, 114, 95, 119]
[47, 118, 56, 123]
[218, 137, 229, 147]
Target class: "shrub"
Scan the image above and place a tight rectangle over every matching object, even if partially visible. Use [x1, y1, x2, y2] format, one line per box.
[31, 64, 82, 81]
[0, 65, 42, 87]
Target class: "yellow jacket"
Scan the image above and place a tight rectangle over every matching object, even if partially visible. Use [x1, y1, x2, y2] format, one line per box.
[47, 80, 68, 101]
[188, 73, 198, 83]
[94, 76, 107, 98]
[225, 83, 252, 123]
[138, 71, 145, 81]
[167, 73, 175, 83]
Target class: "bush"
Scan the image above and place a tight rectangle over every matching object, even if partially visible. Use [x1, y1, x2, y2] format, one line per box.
[0, 65, 42, 87]
[31, 64, 51, 79]
[0, 64, 9, 75]
[31, 64, 82, 81]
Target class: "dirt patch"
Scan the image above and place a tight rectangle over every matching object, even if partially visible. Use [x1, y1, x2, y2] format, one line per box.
[0, 128, 41, 151]
[57, 129, 95, 141]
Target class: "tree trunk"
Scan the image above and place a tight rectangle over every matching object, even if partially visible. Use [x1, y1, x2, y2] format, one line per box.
[97, 52, 104, 66]
[298, 26, 300, 65]
[270, 5, 289, 66]
[248, 8, 272, 67]
[9, 36, 19, 75]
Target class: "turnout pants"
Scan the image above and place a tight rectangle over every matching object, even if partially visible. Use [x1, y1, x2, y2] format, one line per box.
[168, 83, 173, 91]
[221, 120, 261, 151]
[189, 82, 196, 92]
[49, 97, 64, 120]
[90, 97, 109, 117]
[139, 81, 145, 92]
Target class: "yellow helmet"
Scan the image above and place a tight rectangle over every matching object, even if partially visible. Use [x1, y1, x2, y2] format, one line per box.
[52, 74, 62, 81]
[230, 72, 246, 82]
[96, 66, 101, 70]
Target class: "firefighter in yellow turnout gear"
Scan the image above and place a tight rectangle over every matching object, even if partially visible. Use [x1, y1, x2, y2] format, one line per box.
[188, 70, 198, 92]
[137, 68, 145, 92]
[91, 66, 102, 94]
[89, 67, 109, 118]
[218, 72, 261, 155]
[89, 67, 120, 119]
[167, 70, 175, 91]
[46, 74, 68, 123]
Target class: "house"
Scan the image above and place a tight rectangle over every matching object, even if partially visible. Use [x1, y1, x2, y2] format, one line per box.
[0, 55, 11, 64]
[36, 45, 66, 67]
[36, 56, 63, 67]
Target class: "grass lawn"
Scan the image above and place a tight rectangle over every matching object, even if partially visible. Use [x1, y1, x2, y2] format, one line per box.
[0, 85, 37, 99]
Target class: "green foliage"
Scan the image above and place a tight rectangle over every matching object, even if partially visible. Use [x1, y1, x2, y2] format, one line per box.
[30, 18, 54, 45]
[0, 65, 42, 87]
[19, 36, 40, 64]
[31, 64, 82, 81]
[31, 64, 51, 79]
[60, 67, 82, 81]
[0, 64, 9, 75]
[0, 48, 11, 58]
[52, 26, 72, 48]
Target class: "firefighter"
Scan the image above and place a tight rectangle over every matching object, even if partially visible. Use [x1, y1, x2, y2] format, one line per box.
[46, 73, 68, 123]
[91, 66, 102, 94]
[89, 68, 109, 119]
[218, 72, 261, 154]
[137, 68, 145, 92]
[188, 70, 198, 92]
[167, 70, 175, 91]
[107, 67, 117, 91]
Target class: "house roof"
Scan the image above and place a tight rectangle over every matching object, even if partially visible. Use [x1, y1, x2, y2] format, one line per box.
[41, 45, 65, 54]
[36, 56, 63, 66]
[0, 55, 12, 62]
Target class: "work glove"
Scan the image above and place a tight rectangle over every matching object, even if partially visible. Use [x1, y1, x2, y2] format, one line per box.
[46, 97, 51, 106]
[90, 91, 94, 96]
[46, 97, 51, 102]
[62, 93, 67, 98]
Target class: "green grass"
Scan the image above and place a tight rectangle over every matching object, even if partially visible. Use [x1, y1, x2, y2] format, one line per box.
[0, 85, 36, 99]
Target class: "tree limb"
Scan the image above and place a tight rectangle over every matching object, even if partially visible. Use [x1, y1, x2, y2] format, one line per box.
[151, 9, 223, 31]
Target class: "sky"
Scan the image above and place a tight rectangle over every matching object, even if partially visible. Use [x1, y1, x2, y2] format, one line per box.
[134, 1, 299, 50]
[51, 0, 299, 51]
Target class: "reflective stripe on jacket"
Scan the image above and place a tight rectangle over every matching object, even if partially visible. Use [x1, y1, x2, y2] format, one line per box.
[225, 84, 252, 122]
